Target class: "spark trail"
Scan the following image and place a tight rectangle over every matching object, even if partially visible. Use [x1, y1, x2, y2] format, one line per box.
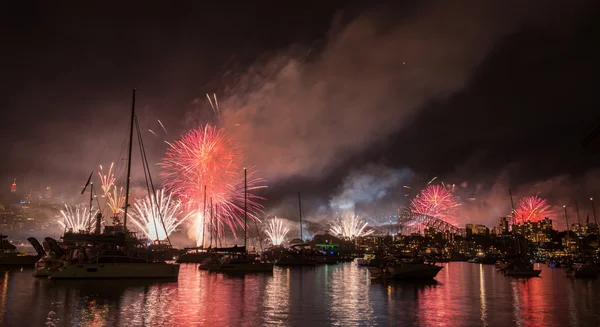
[59, 204, 99, 232]
[329, 214, 374, 239]
[264, 217, 289, 246]
[98, 163, 126, 218]
[160, 124, 265, 245]
[410, 184, 461, 225]
[513, 194, 552, 225]
[129, 189, 192, 240]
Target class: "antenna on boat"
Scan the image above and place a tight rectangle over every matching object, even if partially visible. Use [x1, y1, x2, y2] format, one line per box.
[123, 88, 137, 232]
[244, 167, 247, 253]
[298, 192, 303, 242]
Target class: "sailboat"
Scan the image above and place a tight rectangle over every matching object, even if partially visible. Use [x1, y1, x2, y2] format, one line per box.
[503, 189, 541, 277]
[275, 192, 317, 266]
[50, 89, 180, 280]
[209, 168, 274, 273]
[564, 204, 598, 278]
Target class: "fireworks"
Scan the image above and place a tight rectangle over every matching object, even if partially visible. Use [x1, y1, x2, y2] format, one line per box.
[410, 184, 461, 225]
[264, 217, 289, 246]
[160, 124, 265, 245]
[59, 204, 99, 232]
[129, 189, 192, 241]
[329, 214, 374, 239]
[98, 163, 126, 217]
[513, 194, 552, 225]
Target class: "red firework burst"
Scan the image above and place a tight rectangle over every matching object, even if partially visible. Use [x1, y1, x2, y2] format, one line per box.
[410, 184, 461, 225]
[160, 124, 265, 239]
[512, 194, 552, 225]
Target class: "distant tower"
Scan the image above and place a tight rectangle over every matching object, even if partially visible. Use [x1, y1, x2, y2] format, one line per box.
[10, 178, 16, 193]
[45, 186, 52, 199]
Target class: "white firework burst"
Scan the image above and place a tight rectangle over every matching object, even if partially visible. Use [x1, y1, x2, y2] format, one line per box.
[129, 189, 193, 240]
[265, 217, 289, 246]
[329, 214, 374, 239]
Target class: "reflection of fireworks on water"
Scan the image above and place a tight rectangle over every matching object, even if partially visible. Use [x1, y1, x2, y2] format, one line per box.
[129, 189, 192, 241]
[59, 204, 99, 232]
[410, 184, 461, 225]
[329, 214, 374, 239]
[98, 163, 125, 217]
[265, 217, 289, 246]
[160, 124, 265, 245]
[513, 194, 552, 225]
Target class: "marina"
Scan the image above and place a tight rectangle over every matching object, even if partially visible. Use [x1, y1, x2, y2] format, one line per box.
[2, 262, 600, 326]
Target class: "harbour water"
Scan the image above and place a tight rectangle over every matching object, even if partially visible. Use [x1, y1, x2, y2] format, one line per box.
[1, 262, 599, 327]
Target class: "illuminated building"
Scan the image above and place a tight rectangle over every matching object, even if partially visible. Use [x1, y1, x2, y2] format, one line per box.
[498, 217, 509, 234]
[465, 224, 474, 238]
[474, 224, 489, 236]
[10, 178, 16, 193]
[45, 185, 52, 199]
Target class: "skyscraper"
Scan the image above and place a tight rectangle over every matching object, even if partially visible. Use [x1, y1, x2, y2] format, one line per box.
[10, 178, 16, 193]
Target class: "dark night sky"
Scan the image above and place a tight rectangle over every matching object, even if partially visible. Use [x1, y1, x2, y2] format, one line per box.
[1, 1, 599, 224]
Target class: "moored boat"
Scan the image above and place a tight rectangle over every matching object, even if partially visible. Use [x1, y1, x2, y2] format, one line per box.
[49, 249, 179, 279]
[210, 254, 273, 272]
[368, 257, 443, 280]
[0, 235, 40, 266]
[566, 262, 598, 278]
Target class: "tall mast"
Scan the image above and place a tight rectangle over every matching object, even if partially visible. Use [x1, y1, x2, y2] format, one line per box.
[591, 197, 598, 236]
[575, 201, 581, 234]
[298, 192, 303, 242]
[89, 182, 94, 232]
[123, 88, 136, 231]
[210, 197, 213, 248]
[564, 205, 570, 254]
[508, 189, 520, 254]
[201, 185, 207, 248]
[244, 168, 247, 251]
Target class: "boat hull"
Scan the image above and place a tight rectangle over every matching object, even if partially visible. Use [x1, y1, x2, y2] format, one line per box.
[210, 262, 274, 272]
[176, 252, 213, 263]
[275, 258, 317, 266]
[567, 267, 598, 278]
[505, 269, 541, 277]
[49, 262, 180, 279]
[314, 255, 339, 264]
[0, 255, 38, 266]
[369, 264, 443, 280]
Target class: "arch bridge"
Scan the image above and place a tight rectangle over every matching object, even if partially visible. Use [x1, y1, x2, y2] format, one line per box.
[377, 213, 463, 235]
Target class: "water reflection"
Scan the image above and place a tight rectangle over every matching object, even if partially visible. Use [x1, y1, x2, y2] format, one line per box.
[1, 263, 599, 326]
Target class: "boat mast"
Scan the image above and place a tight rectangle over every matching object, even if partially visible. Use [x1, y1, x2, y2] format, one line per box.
[298, 192, 303, 242]
[508, 189, 521, 255]
[563, 205, 570, 255]
[201, 185, 206, 248]
[123, 88, 136, 232]
[210, 197, 213, 248]
[244, 168, 247, 252]
[89, 182, 94, 232]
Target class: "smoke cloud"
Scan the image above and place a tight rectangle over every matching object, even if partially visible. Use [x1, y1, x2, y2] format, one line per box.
[455, 167, 600, 230]
[329, 164, 411, 213]
[218, 0, 585, 182]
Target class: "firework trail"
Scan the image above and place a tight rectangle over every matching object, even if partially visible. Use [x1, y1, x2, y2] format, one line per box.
[410, 184, 461, 225]
[59, 204, 100, 232]
[512, 194, 552, 225]
[264, 217, 289, 246]
[129, 189, 192, 240]
[98, 163, 125, 218]
[329, 214, 374, 239]
[160, 124, 265, 245]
